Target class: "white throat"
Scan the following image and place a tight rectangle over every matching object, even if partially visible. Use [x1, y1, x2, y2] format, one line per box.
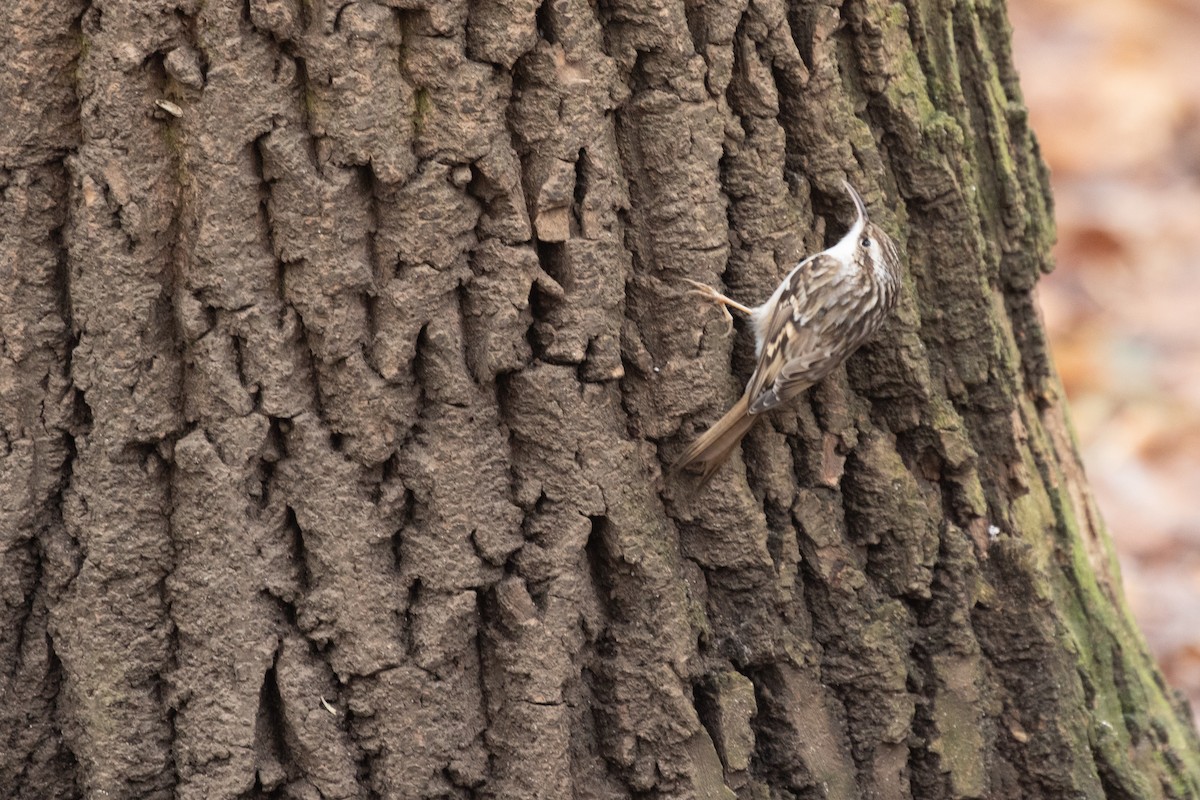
[824, 216, 866, 270]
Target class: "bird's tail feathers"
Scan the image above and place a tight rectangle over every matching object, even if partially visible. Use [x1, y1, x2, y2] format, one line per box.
[672, 395, 758, 484]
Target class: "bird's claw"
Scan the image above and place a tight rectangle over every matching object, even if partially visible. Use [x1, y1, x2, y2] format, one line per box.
[716, 306, 735, 334]
[682, 279, 736, 334]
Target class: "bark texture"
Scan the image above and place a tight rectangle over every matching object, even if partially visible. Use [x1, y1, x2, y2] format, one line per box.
[1, 0, 1198, 798]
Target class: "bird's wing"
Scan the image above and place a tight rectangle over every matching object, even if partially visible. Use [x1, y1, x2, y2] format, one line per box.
[745, 254, 844, 414]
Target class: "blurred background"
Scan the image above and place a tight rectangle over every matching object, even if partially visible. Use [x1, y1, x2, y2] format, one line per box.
[1008, 0, 1200, 722]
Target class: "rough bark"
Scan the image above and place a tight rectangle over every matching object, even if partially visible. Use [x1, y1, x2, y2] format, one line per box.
[1, 0, 1198, 798]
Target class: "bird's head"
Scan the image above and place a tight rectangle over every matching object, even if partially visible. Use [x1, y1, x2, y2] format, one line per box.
[839, 180, 900, 281]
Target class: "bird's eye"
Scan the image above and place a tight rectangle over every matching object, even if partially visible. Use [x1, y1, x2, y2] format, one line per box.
[860, 237, 871, 249]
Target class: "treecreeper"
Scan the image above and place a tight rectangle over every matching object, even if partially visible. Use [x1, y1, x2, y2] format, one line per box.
[673, 181, 903, 483]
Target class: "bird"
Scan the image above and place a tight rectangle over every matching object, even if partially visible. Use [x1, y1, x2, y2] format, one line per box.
[673, 180, 902, 483]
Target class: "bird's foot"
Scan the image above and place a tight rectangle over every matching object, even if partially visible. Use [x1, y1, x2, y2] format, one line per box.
[683, 279, 737, 334]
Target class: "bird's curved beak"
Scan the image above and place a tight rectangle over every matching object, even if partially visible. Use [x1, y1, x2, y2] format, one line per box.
[842, 179, 869, 227]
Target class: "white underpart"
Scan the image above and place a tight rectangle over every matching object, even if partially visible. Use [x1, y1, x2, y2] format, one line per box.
[824, 213, 867, 272]
[750, 277, 788, 357]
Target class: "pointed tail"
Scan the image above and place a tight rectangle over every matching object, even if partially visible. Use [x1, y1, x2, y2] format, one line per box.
[672, 395, 759, 484]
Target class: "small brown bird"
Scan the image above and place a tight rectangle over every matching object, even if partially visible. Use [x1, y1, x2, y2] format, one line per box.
[674, 180, 902, 482]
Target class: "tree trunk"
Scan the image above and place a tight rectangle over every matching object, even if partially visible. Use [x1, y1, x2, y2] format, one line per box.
[2, 0, 1198, 798]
